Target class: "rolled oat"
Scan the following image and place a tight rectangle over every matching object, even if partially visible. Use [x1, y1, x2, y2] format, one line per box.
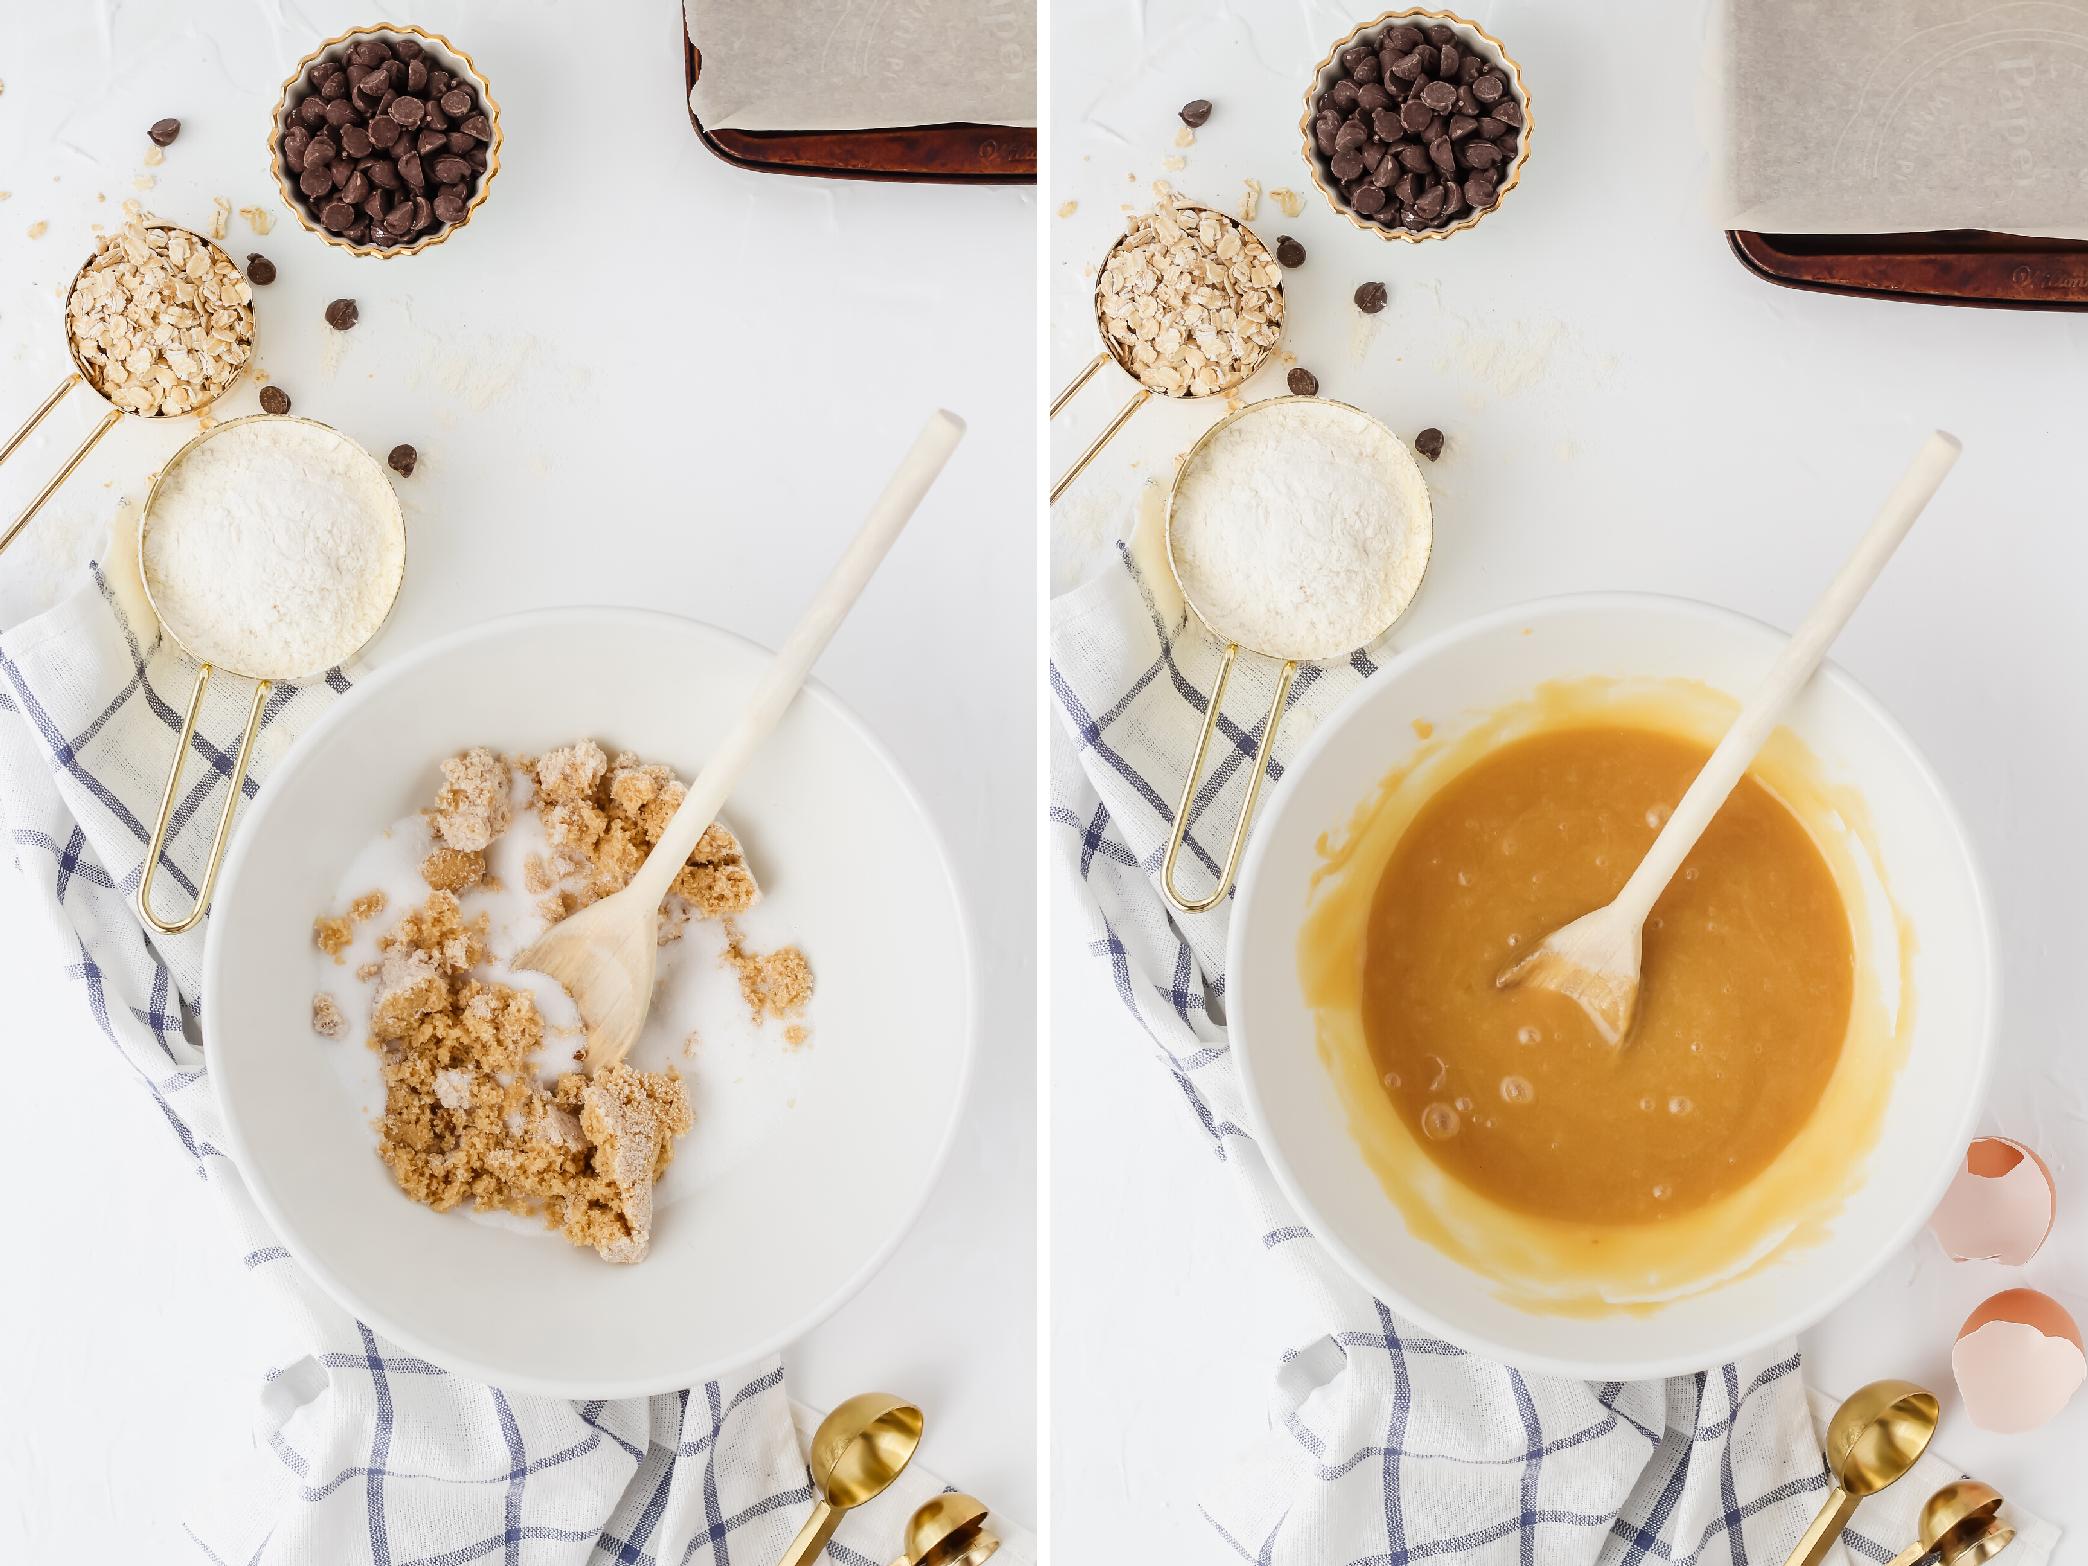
[1097, 193, 1284, 398]
[65, 219, 254, 416]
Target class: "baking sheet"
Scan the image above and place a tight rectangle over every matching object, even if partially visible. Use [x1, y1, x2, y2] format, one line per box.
[1721, 0, 2088, 239]
[686, 0, 1036, 133]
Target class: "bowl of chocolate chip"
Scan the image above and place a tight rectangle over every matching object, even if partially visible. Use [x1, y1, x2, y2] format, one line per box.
[271, 24, 501, 257]
[1302, 9, 1529, 241]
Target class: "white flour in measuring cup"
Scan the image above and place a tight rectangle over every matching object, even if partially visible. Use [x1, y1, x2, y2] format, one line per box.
[1168, 399, 1430, 663]
[141, 418, 404, 678]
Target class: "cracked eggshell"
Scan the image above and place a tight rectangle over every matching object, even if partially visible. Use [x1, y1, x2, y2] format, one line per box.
[1951, 1288, 2086, 1434]
[1928, 1136, 2056, 1265]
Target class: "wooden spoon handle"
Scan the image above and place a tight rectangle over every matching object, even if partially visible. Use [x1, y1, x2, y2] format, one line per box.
[1613, 431, 1960, 926]
[634, 411, 966, 907]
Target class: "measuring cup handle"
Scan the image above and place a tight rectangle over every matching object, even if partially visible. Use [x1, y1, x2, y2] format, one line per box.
[1050, 385, 1150, 504]
[138, 666, 272, 937]
[0, 403, 123, 557]
[0, 372, 84, 469]
[773, 1499, 840, 1566]
[1049, 351, 1109, 418]
[1161, 649, 1298, 914]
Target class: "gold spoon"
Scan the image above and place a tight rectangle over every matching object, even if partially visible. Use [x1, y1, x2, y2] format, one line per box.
[889, 1492, 1000, 1566]
[775, 1394, 925, 1566]
[1885, 1481, 2012, 1566]
[1780, 1380, 1941, 1566]
[1499, 432, 1961, 1043]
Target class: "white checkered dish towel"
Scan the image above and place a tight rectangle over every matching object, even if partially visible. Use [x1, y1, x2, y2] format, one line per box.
[0, 537, 1034, 1566]
[1047, 491, 2055, 1566]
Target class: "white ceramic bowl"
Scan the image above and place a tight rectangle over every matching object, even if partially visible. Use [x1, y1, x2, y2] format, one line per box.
[206, 608, 973, 1397]
[1229, 593, 1997, 1378]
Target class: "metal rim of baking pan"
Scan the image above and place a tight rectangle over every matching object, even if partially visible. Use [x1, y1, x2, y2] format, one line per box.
[1727, 229, 2088, 312]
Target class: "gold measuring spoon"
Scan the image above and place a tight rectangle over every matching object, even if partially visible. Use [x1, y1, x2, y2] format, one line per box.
[1049, 203, 1283, 503]
[1884, 1481, 2011, 1566]
[1779, 1380, 1940, 1566]
[0, 223, 254, 557]
[1158, 394, 1432, 913]
[134, 415, 404, 935]
[889, 1493, 999, 1566]
[775, 1393, 925, 1566]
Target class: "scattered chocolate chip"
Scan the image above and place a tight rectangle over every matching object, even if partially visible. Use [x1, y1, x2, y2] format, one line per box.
[244, 252, 277, 284]
[148, 117, 182, 147]
[1287, 367, 1320, 397]
[387, 443, 417, 477]
[1179, 98, 1213, 127]
[1414, 426, 1445, 460]
[1354, 280, 1389, 314]
[324, 296, 359, 331]
[1310, 18, 1521, 232]
[259, 384, 292, 415]
[1274, 235, 1307, 268]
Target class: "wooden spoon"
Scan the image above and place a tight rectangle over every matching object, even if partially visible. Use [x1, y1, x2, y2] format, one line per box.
[1498, 431, 1961, 1044]
[516, 411, 966, 1071]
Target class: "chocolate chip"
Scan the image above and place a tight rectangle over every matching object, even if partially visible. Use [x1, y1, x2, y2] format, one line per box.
[1274, 235, 1307, 267]
[1418, 79, 1457, 112]
[397, 149, 424, 190]
[1414, 427, 1445, 460]
[1179, 98, 1213, 127]
[406, 58, 429, 94]
[320, 200, 355, 232]
[1288, 367, 1320, 397]
[431, 155, 472, 184]
[388, 95, 425, 127]
[340, 124, 372, 158]
[299, 165, 334, 199]
[148, 117, 181, 147]
[244, 252, 276, 284]
[387, 443, 417, 477]
[1490, 97, 1523, 128]
[458, 112, 492, 141]
[1354, 281, 1389, 313]
[438, 87, 472, 117]
[1353, 184, 1388, 216]
[324, 297, 359, 330]
[368, 114, 401, 148]
[296, 95, 328, 129]
[1472, 72, 1505, 104]
[259, 384, 292, 415]
[432, 188, 468, 224]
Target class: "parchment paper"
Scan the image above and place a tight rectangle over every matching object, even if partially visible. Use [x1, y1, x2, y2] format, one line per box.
[1721, 0, 2088, 238]
[686, 0, 1036, 132]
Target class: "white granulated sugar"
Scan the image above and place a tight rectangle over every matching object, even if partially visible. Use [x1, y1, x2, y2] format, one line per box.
[1169, 401, 1429, 662]
[141, 420, 403, 677]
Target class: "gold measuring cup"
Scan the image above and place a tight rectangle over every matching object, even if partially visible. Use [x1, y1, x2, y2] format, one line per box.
[1160, 394, 1433, 913]
[776, 1393, 924, 1566]
[1780, 1380, 1939, 1566]
[0, 223, 255, 557]
[889, 1493, 999, 1566]
[1049, 203, 1284, 503]
[135, 415, 405, 936]
[1885, 1481, 2011, 1566]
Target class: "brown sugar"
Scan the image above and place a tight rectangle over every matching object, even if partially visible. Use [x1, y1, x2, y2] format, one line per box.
[313, 887, 389, 962]
[721, 919, 815, 1027]
[427, 746, 511, 852]
[312, 992, 344, 1038]
[525, 741, 760, 929]
[363, 886, 693, 1265]
[420, 846, 486, 893]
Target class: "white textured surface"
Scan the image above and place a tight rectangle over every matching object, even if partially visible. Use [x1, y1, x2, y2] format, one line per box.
[1051, 0, 2088, 1557]
[0, 0, 1034, 1553]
